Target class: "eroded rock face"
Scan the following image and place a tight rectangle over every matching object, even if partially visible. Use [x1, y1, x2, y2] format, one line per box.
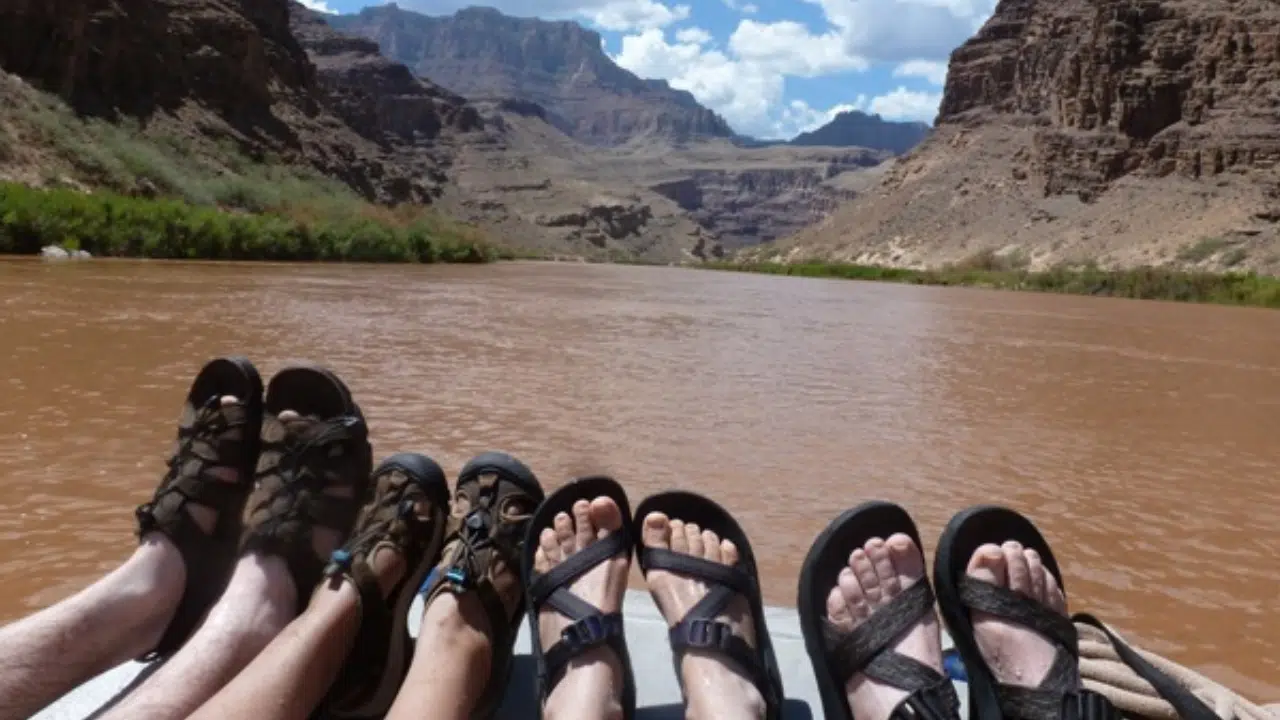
[0, 0, 486, 205]
[762, 0, 1280, 272]
[940, 0, 1280, 199]
[288, 3, 482, 145]
[326, 5, 736, 147]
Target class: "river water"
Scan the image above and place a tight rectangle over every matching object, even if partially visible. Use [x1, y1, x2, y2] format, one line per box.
[1, 258, 1277, 697]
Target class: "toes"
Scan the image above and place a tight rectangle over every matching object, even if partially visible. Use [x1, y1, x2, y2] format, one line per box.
[838, 566, 870, 620]
[539, 527, 561, 566]
[643, 512, 671, 550]
[670, 520, 689, 554]
[967, 543, 1007, 585]
[887, 533, 925, 589]
[685, 522, 704, 557]
[554, 512, 575, 559]
[588, 496, 623, 537]
[572, 499, 595, 551]
[827, 585, 854, 629]
[720, 539, 739, 566]
[867, 537, 901, 599]
[850, 548, 881, 605]
[702, 530, 722, 563]
[1025, 549, 1047, 603]
[1003, 541, 1032, 595]
[1044, 570, 1068, 615]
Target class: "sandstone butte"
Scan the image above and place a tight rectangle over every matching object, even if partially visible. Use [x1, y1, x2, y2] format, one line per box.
[764, 0, 1280, 275]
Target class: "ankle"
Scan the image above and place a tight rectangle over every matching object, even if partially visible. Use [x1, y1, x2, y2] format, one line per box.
[420, 592, 493, 654]
[681, 652, 767, 720]
[544, 646, 624, 720]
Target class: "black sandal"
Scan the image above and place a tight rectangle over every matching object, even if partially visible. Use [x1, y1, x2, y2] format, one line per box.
[239, 364, 375, 613]
[416, 452, 545, 720]
[633, 491, 784, 720]
[934, 505, 1119, 720]
[322, 453, 451, 719]
[798, 501, 961, 720]
[134, 356, 264, 661]
[522, 476, 637, 719]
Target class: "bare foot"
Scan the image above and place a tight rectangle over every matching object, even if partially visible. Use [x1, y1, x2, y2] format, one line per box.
[642, 512, 766, 720]
[967, 542, 1071, 688]
[535, 497, 630, 720]
[828, 534, 945, 720]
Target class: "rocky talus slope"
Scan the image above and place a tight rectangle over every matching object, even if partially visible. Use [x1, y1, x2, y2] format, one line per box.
[765, 0, 1280, 273]
[0, 0, 481, 204]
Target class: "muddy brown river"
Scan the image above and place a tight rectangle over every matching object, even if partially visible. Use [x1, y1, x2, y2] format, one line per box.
[1, 258, 1277, 697]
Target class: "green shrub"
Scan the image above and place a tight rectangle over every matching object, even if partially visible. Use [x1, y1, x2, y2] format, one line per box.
[0, 182, 494, 263]
[703, 260, 1280, 309]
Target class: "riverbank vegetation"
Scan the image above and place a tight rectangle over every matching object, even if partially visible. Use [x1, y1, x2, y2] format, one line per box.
[0, 182, 495, 262]
[705, 256, 1280, 308]
[0, 77, 496, 263]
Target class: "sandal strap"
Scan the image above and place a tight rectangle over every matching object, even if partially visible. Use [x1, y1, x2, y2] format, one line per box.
[823, 580, 939, 688]
[638, 545, 771, 701]
[997, 649, 1080, 720]
[528, 530, 632, 697]
[958, 577, 1078, 652]
[889, 676, 963, 720]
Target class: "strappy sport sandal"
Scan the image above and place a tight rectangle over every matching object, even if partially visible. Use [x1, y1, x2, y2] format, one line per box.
[633, 491, 785, 720]
[416, 452, 545, 720]
[134, 356, 264, 661]
[523, 476, 638, 719]
[934, 505, 1121, 720]
[797, 501, 961, 720]
[239, 365, 374, 612]
[321, 453, 450, 719]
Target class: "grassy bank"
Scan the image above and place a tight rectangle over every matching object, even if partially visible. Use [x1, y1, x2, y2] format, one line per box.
[0, 182, 496, 262]
[705, 260, 1280, 308]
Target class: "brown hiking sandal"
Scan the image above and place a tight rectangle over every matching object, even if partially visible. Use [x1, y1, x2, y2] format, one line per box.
[135, 356, 264, 661]
[323, 452, 450, 719]
[239, 364, 374, 611]
[417, 452, 546, 720]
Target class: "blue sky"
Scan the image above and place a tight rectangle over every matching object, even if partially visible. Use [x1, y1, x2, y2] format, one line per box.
[302, 0, 998, 139]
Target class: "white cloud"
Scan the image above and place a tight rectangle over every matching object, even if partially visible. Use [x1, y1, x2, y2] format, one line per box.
[614, 21, 869, 137]
[893, 59, 949, 85]
[728, 20, 868, 76]
[298, 0, 337, 13]
[674, 26, 713, 45]
[804, 0, 997, 61]
[867, 87, 943, 121]
[586, 0, 690, 31]
[722, 0, 759, 13]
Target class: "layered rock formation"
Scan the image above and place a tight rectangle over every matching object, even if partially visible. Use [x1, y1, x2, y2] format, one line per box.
[326, 4, 735, 147]
[767, 0, 1280, 273]
[790, 111, 930, 155]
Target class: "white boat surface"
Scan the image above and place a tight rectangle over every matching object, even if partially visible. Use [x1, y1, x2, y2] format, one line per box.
[33, 589, 969, 720]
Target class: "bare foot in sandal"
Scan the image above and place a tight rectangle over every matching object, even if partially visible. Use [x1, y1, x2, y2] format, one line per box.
[642, 512, 767, 720]
[968, 542, 1072, 688]
[535, 497, 630, 719]
[828, 534, 947, 720]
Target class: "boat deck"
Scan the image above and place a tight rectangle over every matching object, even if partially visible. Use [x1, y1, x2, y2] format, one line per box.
[33, 590, 969, 720]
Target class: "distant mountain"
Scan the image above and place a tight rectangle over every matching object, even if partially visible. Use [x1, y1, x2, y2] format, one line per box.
[790, 111, 930, 154]
[326, 5, 736, 147]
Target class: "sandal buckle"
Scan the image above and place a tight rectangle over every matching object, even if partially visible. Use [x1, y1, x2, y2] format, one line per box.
[324, 548, 353, 577]
[683, 618, 732, 650]
[561, 613, 619, 651]
[445, 566, 470, 588]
